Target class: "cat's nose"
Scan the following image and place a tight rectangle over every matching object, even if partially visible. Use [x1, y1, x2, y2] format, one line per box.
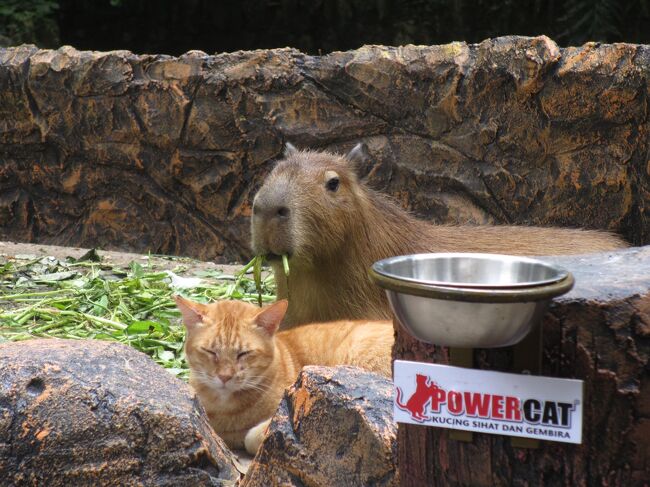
[218, 373, 233, 384]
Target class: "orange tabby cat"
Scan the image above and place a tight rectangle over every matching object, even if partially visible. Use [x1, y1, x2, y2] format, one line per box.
[174, 296, 393, 454]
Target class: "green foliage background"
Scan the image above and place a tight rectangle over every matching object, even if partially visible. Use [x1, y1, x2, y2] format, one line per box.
[1, 0, 650, 54]
[0, 0, 59, 47]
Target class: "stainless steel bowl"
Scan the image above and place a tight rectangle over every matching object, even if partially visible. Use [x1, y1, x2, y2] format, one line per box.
[369, 253, 574, 348]
[372, 253, 569, 288]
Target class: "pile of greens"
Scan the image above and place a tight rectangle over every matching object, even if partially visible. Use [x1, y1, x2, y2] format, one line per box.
[0, 251, 275, 381]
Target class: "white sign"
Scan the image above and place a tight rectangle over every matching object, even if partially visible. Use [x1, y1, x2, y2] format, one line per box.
[393, 360, 583, 444]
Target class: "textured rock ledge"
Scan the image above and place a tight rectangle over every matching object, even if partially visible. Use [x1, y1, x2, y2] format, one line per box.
[0, 339, 240, 486]
[395, 246, 650, 486]
[1, 36, 649, 261]
[242, 366, 397, 487]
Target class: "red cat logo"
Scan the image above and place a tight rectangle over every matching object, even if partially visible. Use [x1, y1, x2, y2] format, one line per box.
[395, 373, 444, 422]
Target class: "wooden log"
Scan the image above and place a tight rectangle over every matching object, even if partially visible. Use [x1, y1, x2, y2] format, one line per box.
[393, 247, 650, 486]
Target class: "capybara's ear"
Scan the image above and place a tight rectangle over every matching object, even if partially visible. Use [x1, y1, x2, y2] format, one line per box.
[283, 142, 298, 157]
[345, 142, 370, 166]
[174, 295, 206, 330]
[254, 299, 288, 335]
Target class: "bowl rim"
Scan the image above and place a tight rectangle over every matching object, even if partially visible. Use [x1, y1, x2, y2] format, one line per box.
[369, 260, 575, 303]
[371, 252, 570, 289]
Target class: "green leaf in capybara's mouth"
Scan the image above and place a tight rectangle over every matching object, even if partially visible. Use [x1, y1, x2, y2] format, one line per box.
[282, 254, 290, 277]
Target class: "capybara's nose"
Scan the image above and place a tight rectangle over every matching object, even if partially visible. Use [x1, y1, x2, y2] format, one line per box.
[253, 195, 290, 220]
[260, 205, 289, 220]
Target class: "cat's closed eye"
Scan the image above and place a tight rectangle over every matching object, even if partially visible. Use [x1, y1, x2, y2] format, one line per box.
[201, 347, 218, 359]
[237, 351, 251, 360]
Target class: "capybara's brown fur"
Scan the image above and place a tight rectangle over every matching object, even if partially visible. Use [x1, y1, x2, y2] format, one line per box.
[251, 144, 627, 327]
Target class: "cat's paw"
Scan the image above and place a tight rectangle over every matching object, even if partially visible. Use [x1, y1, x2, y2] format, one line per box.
[244, 418, 271, 455]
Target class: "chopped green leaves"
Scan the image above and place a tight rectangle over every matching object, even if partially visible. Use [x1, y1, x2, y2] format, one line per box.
[0, 253, 276, 381]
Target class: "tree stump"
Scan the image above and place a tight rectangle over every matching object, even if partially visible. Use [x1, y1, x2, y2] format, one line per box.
[393, 247, 650, 486]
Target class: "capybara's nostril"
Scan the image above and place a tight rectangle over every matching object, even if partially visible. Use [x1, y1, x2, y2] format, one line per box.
[26, 377, 45, 396]
[277, 207, 289, 218]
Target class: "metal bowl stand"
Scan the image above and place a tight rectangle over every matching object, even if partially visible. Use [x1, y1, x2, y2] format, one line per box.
[448, 323, 542, 448]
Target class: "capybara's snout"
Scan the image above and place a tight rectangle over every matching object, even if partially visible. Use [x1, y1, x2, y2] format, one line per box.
[251, 183, 294, 257]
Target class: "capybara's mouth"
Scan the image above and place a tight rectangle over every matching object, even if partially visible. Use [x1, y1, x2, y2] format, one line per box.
[265, 253, 290, 262]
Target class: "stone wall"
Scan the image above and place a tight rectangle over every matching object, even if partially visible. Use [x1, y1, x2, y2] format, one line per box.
[1, 36, 648, 262]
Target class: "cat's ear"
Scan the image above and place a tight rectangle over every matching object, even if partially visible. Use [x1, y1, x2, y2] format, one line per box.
[283, 142, 298, 157]
[254, 299, 288, 335]
[345, 142, 370, 167]
[174, 296, 206, 330]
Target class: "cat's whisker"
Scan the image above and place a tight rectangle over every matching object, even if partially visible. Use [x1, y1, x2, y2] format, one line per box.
[238, 375, 269, 384]
[236, 380, 271, 393]
[191, 371, 217, 381]
[243, 381, 270, 390]
[240, 377, 270, 386]
[191, 370, 272, 394]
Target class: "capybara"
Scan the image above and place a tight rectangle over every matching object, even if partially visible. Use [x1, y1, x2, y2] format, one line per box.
[251, 143, 627, 326]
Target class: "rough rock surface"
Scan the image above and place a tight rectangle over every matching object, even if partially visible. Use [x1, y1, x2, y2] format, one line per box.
[395, 246, 650, 487]
[242, 366, 397, 487]
[0, 339, 240, 486]
[1, 37, 649, 261]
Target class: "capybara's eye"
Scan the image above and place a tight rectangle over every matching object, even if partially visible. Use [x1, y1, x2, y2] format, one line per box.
[326, 177, 340, 192]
